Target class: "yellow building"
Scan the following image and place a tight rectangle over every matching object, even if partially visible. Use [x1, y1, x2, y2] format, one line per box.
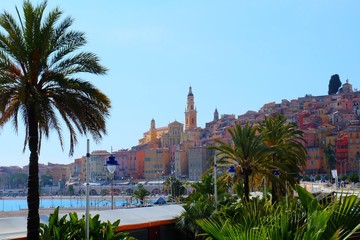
[161, 120, 183, 148]
[71, 156, 86, 183]
[143, 148, 170, 180]
[89, 150, 110, 182]
[138, 119, 167, 146]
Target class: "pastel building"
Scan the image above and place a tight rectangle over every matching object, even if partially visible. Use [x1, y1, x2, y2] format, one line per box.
[71, 156, 86, 183]
[138, 119, 167, 147]
[113, 149, 145, 180]
[305, 147, 323, 175]
[89, 150, 110, 182]
[346, 124, 360, 174]
[46, 163, 70, 187]
[174, 147, 187, 178]
[161, 121, 183, 148]
[336, 134, 349, 175]
[188, 146, 213, 181]
[143, 148, 170, 180]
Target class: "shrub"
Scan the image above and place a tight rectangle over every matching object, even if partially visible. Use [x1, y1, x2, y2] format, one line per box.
[40, 207, 135, 240]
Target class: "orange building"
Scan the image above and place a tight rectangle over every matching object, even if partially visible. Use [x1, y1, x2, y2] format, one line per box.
[336, 134, 349, 175]
[304, 147, 323, 175]
[71, 156, 86, 183]
[113, 149, 144, 180]
[346, 125, 360, 175]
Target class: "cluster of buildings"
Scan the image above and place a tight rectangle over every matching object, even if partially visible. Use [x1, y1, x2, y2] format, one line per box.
[2, 80, 360, 187]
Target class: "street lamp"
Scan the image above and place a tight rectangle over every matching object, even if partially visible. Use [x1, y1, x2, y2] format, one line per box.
[227, 165, 236, 178]
[105, 154, 118, 210]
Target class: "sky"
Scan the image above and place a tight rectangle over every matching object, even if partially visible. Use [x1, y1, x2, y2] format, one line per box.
[0, 1, 359, 167]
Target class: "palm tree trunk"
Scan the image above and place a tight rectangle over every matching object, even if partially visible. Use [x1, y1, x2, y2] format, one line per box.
[271, 181, 278, 204]
[244, 172, 250, 202]
[27, 108, 40, 240]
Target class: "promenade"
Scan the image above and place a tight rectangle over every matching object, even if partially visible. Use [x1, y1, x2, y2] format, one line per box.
[300, 181, 360, 193]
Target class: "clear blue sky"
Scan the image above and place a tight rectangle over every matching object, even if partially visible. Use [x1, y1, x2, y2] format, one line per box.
[0, 1, 359, 167]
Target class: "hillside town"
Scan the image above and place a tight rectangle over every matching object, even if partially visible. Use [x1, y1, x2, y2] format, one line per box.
[1, 80, 360, 189]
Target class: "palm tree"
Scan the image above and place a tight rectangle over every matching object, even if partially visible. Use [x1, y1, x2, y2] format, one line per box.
[176, 174, 230, 239]
[257, 115, 307, 203]
[324, 143, 336, 176]
[163, 176, 185, 201]
[211, 122, 271, 202]
[0, 1, 109, 239]
[133, 184, 150, 206]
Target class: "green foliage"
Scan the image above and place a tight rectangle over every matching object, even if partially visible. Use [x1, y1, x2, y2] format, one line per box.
[258, 115, 306, 203]
[211, 116, 306, 203]
[0, 1, 110, 238]
[210, 122, 270, 202]
[132, 184, 150, 205]
[328, 74, 342, 95]
[176, 174, 232, 238]
[163, 176, 185, 201]
[40, 207, 134, 240]
[101, 189, 110, 196]
[348, 174, 359, 183]
[196, 185, 360, 240]
[324, 143, 336, 171]
[295, 184, 320, 212]
[6, 172, 28, 188]
[67, 185, 75, 196]
[177, 198, 216, 239]
[41, 175, 53, 187]
[340, 175, 348, 181]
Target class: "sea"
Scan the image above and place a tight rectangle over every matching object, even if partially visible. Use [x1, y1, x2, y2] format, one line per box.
[0, 196, 143, 212]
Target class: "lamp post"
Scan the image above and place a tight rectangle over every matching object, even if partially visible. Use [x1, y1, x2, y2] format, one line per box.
[85, 139, 90, 240]
[170, 171, 174, 200]
[213, 154, 236, 210]
[49, 178, 53, 196]
[105, 154, 118, 210]
[358, 157, 360, 182]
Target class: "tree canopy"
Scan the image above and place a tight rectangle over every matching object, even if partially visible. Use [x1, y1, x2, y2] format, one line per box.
[133, 184, 150, 205]
[328, 74, 342, 95]
[211, 122, 271, 202]
[0, 1, 109, 238]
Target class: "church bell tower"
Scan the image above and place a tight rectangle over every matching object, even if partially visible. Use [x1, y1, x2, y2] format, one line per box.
[185, 87, 197, 130]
